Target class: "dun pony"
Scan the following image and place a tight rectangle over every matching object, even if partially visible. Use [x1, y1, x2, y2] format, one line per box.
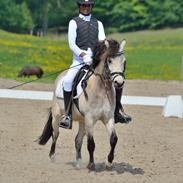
[37, 39, 127, 170]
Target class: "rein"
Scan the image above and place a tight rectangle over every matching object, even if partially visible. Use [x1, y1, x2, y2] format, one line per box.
[7, 63, 85, 90]
[93, 71, 113, 106]
[92, 51, 125, 105]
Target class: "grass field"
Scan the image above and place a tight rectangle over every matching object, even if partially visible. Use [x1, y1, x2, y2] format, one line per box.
[0, 28, 183, 83]
[0, 29, 71, 83]
[110, 28, 183, 80]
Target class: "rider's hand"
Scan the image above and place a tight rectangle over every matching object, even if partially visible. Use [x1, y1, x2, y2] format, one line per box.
[86, 48, 93, 57]
[83, 54, 92, 65]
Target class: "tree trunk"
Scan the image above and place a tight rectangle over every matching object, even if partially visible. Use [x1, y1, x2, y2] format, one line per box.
[42, 0, 49, 36]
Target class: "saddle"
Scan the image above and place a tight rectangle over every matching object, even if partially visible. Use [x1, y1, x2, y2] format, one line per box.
[72, 65, 90, 97]
[55, 65, 93, 99]
[55, 65, 93, 116]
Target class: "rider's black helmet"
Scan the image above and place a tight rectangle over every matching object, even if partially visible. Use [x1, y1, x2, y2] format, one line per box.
[76, 0, 95, 6]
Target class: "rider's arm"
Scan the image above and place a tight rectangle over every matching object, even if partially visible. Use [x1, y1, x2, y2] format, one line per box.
[68, 19, 85, 57]
[98, 21, 106, 41]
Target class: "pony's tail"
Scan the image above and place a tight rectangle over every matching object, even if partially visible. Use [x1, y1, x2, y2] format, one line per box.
[38, 109, 53, 145]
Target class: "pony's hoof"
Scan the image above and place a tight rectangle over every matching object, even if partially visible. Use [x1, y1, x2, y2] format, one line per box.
[105, 162, 113, 171]
[75, 159, 82, 169]
[49, 154, 55, 162]
[87, 162, 95, 170]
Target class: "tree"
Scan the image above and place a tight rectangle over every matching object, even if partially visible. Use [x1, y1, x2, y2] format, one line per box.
[0, 0, 33, 33]
[1, 0, 183, 34]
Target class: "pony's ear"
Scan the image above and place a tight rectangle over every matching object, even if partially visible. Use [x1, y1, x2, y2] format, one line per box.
[104, 39, 109, 48]
[120, 39, 126, 51]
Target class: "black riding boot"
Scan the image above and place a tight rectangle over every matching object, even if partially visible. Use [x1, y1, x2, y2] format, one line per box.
[59, 90, 73, 129]
[115, 87, 132, 124]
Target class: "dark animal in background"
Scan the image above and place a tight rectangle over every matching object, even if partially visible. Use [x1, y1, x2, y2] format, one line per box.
[18, 66, 44, 78]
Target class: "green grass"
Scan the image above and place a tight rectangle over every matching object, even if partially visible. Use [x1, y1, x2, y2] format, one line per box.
[109, 28, 183, 80]
[0, 28, 183, 83]
[0, 29, 72, 83]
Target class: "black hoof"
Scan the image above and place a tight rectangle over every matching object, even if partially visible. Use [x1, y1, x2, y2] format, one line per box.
[87, 162, 95, 170]
[115, 112, 132, 124]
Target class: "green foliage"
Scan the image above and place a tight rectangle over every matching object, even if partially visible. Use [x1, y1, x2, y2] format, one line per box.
[94, 0, 183, 33]
[1, 0, 183, 34]
[48, 0, 77, 28]
[145, 0, 183, 29]
[0, 0, 33, 33]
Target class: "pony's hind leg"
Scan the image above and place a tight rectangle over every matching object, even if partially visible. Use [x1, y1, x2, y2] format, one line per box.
[49, 107, 60, 160]
[75, 122, 85, 168]
[38, 109, 58, 160]
[49, 116, 59, 160]
[105, 119, 118, 170]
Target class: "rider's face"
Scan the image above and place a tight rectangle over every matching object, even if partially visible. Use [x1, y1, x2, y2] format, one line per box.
[79, 4, 92, 15]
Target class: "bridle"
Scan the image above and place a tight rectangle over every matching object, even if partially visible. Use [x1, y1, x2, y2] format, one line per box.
[92, 50, 125, 105]
[103, 51, 126, 82]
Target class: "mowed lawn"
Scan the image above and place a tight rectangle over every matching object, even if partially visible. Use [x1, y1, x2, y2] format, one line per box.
[0, 28, 183, 82]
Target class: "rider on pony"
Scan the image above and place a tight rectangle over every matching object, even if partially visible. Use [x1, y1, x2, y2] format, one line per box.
[59, 0, 131, 129]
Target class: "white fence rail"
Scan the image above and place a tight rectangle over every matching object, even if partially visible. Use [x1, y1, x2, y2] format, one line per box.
[0, 89, 53, 100]
[0, 89, 182, 118]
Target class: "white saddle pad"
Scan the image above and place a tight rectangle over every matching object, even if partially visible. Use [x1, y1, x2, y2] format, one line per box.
[55, 74, 86, 99]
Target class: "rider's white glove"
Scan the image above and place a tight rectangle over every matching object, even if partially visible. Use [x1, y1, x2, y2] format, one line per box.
[83, 54, 92, 65]
[86, 48, 93, 57]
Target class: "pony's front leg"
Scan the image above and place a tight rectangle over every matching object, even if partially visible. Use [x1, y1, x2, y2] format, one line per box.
[106, 118, 118, 170]
[75, 122, 85, 169]
[85, 120, 95, 170]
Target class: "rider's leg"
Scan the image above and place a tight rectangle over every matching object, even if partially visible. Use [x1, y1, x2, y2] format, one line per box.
[115, 87, 132, 124]
[59, 90, 73, 129]
[59, 64, 81, 129]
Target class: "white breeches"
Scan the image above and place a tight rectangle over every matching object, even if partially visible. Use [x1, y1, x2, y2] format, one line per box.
[63, 60, 84, 91]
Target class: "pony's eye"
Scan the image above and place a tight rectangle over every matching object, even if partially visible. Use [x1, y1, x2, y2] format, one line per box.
[108, 59, 112, 64]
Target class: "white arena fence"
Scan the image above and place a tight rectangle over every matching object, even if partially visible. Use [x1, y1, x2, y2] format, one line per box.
[0, 89, 182, 119]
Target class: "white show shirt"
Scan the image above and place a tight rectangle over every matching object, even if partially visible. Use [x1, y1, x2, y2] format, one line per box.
[68, 13, 106, 63]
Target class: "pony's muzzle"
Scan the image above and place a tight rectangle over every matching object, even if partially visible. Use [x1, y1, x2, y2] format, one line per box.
[112, 74, 125, 89]
[114, 80, 124, 89]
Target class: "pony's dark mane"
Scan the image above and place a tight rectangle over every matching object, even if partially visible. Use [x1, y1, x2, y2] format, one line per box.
[92, 39, 120, 68]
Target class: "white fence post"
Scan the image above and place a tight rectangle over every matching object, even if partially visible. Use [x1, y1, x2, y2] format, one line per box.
[163, 95, 183, 118]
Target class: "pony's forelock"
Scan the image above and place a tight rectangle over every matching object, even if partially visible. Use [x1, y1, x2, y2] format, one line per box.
[92, 39, 120, 68]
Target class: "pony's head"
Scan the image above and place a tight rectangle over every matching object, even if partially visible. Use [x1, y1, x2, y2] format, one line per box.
[92, 39, 126, 89]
